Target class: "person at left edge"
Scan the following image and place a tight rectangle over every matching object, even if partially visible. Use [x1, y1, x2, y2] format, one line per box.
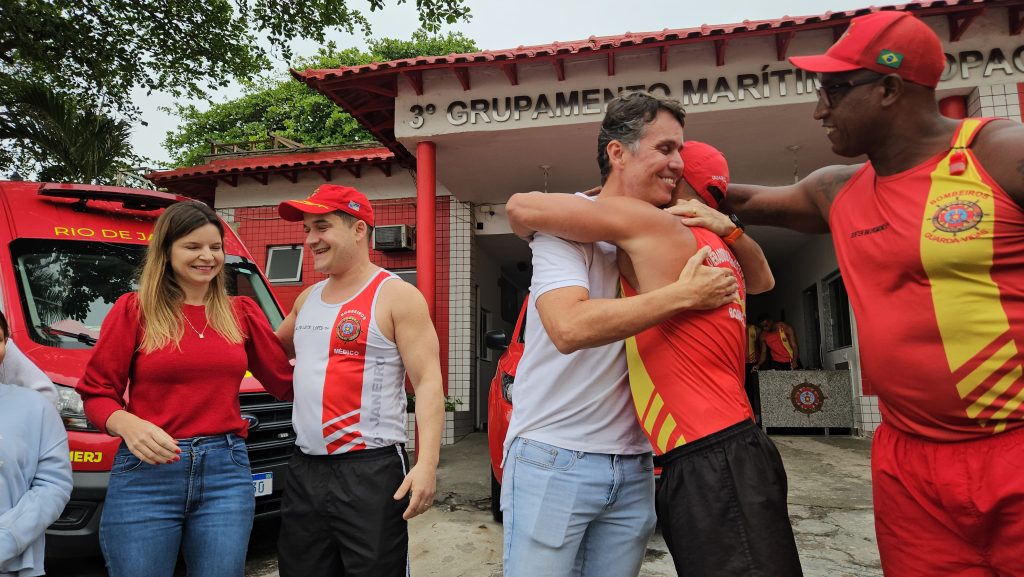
[0, 309, 73, 577]
[0, 337, 57, 408]
[78, 201, 294, 577]
[274, 184, 444, 577]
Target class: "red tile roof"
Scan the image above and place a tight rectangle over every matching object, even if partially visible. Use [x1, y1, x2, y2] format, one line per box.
[145, 147, 395, 201]
[294, 1, 987, 82]
[147, 147, 394, 182]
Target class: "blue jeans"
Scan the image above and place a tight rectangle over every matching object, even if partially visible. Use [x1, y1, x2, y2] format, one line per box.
[502, 437, 657, 577]
[100, 434, 255, 577]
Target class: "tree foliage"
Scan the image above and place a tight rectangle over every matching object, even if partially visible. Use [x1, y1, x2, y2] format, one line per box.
[0, 0, 472, 116]
[0, 79, 134, 183]
[163, 30, 478, 168]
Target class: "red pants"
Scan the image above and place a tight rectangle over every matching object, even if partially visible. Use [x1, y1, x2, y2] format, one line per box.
[873, 422, 1024, 576]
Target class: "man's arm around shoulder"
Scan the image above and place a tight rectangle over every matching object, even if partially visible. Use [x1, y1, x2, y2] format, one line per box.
[537, 245, 737, 354]
[517, 196, 741, 354]
[506, 191, 639, 242]
[724, 164, 861, 234]
[666, 199, 774, 294]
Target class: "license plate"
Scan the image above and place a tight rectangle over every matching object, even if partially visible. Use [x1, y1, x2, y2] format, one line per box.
[252, 472, 273, 497]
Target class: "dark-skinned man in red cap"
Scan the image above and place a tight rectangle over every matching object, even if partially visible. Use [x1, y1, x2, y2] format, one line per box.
[723, 11, 1024, 576]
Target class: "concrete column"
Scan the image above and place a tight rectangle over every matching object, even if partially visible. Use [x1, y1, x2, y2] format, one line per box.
[416, 141, 437, 322]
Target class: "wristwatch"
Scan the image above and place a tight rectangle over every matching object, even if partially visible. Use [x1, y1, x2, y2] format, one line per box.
[723, 214, 745, 246]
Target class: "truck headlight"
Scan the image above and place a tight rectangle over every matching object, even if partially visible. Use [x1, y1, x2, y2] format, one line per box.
[56, 384, 99, 432]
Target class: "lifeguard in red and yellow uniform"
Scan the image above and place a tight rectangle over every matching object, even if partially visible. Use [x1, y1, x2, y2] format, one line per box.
[727, 11, 1024, 576]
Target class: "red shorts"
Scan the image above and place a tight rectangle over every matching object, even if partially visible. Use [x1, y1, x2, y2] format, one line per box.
[873, 422, 1024, 576]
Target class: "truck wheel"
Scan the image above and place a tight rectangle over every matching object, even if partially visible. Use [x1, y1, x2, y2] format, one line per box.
[491, 472, 503, 523]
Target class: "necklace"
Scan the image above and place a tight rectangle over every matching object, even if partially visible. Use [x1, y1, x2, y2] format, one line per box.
[183, 311, 210, 339]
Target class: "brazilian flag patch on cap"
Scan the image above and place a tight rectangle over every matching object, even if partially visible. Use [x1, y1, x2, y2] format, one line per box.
[877, 50, 903, 69]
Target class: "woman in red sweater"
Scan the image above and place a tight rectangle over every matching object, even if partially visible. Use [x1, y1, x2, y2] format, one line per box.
[79, 201, 293, 577]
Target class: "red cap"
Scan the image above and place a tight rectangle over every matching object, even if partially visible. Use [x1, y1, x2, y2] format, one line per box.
[278, 184, 375, 226]
[680, 141, 729, 209]
[789, 11, 944, 88]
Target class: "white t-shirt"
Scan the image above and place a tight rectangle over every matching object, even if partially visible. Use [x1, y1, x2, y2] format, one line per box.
[503, 204, 650, 460]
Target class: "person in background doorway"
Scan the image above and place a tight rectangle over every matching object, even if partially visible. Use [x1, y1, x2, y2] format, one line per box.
[758, 315, 799, 370]
[0, 310, 72, 577]
[78, 201, 294, 577]
[745, 321, 763, 423]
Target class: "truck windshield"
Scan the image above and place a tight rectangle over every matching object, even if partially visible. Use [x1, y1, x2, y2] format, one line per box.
[11, 239, 283, 349]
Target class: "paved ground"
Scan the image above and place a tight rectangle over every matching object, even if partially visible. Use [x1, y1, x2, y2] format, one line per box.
[48, 431, 879, 577]
[402, 432, 880, 577]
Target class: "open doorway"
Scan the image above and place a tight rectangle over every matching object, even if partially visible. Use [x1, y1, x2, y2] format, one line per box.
[802, 283, 822, 369]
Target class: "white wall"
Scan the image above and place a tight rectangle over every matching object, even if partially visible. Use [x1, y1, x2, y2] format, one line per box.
[394, 10, 1024, 140]
[212, 167, 452, 209]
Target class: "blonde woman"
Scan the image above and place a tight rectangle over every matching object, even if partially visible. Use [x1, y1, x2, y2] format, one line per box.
[79, 201, 293, 577]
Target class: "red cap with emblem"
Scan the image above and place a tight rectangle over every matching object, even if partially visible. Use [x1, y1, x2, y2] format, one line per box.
[278, 184, 375, 226]
[788, 11, 944, 89]
[680, 141, 729, 209]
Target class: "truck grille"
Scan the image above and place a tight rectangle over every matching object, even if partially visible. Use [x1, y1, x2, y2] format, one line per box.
[239, 392, 295, 468]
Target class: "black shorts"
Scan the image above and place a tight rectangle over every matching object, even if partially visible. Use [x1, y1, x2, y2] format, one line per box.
[278, 446, 410, 577]
[655, 420, 803, 577]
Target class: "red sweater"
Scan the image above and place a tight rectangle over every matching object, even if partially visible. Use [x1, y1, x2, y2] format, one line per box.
[80, 293, 294, 439]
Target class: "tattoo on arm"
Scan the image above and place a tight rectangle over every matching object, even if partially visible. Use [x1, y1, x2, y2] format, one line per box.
[1015, 159, 1024, 182]
[813, 170, 855, 203]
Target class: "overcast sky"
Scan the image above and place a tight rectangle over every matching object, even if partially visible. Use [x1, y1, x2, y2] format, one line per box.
[132, 0, 877, 166]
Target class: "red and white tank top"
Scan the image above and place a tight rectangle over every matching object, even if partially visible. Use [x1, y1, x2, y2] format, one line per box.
[292, 269, 408, 455]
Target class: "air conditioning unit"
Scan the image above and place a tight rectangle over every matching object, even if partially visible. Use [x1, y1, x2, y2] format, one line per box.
[373, 224, 415, 252]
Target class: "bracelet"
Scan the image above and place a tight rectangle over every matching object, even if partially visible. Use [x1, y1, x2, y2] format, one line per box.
[722, 226, 744, 246]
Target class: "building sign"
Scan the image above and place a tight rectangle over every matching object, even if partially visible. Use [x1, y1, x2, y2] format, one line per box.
[944, 47, 1024, 81]
[404, 46, 1024, 130]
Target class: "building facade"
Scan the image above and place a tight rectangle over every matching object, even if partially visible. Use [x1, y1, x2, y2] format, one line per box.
[150, 0, 1024, 442]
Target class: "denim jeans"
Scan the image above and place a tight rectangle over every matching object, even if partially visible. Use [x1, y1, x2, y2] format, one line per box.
[502, 437, 657, 577]
[100, 434, 255, 577]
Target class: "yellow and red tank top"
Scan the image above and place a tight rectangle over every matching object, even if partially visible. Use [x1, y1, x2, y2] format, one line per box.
[831, 118, 1024, 441]
[291, 270, 408, 455]
[622, 227, 752, 454]
[764, 325, 795, 362]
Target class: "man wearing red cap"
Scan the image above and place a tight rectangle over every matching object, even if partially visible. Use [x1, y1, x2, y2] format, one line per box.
[271, 184, 444, 577]
[724, 10, 1024, 576]
[508, 121, 802, 575]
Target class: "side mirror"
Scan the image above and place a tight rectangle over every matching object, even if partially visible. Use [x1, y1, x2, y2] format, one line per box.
[485, 329, 509, 351]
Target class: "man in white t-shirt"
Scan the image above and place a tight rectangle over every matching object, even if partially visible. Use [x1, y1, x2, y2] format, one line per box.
[501, 92, 740, 577]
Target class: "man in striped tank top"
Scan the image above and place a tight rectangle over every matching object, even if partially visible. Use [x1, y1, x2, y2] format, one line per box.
[724, 11, 1024, 576]
[272, 184, 444, 577]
